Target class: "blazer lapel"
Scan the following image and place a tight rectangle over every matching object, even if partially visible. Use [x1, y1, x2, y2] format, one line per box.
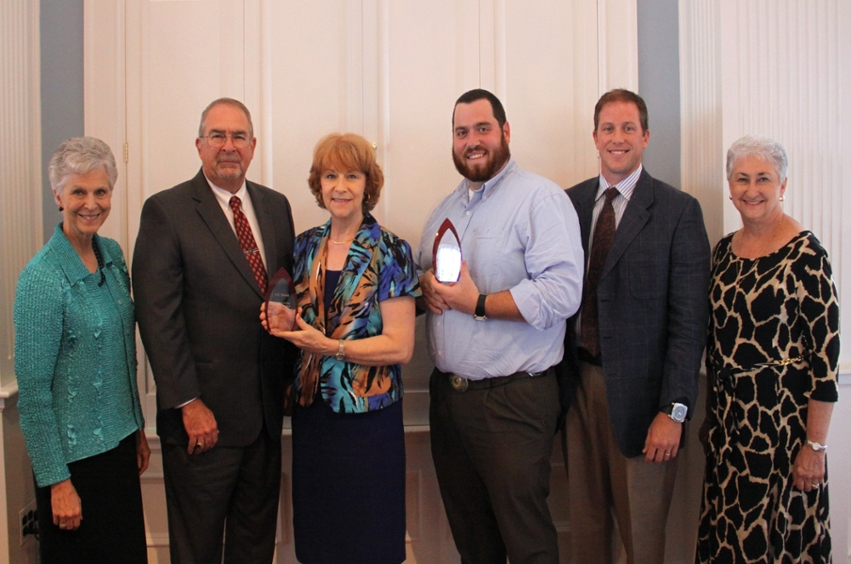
[573, 179, 597, 256]
[191, 170, 265, 298]
[248, 182, 279, 279]
[600, 170, 653, 280]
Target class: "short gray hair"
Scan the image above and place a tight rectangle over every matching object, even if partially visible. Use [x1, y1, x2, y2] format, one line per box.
[726, 135, 788, 182]
[198, 98, 254, 139]
[48, 137, 118, 195]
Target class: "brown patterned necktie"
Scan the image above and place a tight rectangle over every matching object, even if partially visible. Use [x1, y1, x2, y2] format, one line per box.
[230, 196, 268, 294]
[580, 187, 619, 357]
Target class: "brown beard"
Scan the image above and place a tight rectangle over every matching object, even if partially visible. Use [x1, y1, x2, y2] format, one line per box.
[452, 133, 511, 182]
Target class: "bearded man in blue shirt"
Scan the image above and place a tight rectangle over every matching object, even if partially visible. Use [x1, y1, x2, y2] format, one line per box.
[415, 89, 584, 564]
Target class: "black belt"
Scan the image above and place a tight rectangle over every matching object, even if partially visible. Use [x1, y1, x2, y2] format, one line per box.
[437, 367, 554, 392]
[577, 347, 602, 366]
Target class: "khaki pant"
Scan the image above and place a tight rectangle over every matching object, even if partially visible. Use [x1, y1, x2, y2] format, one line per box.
[565, 361, 678, 564]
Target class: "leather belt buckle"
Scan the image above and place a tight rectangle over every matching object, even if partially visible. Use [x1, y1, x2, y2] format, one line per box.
[449, 374, 469, 392]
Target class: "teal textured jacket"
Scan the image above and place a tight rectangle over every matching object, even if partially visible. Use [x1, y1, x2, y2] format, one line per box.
[14, 224, 144, 487]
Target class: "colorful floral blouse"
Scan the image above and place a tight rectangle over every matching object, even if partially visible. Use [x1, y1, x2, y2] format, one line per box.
[292, 213, 421, 413]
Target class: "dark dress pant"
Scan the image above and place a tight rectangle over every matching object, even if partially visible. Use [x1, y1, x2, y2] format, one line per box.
[429, 368, 560, 564]
[161, 427, 282, 564]
[36, 432, 147, 564]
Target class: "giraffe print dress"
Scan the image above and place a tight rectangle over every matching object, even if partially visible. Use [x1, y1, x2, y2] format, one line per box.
[696, 231, 839, 564]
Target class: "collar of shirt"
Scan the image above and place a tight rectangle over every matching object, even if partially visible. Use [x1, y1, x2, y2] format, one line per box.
[50, 224, 113, 285]
[458, 158, 517, 201]
[206, 176, 248, 213]
[590, 164, 642, 232]
[595, 164, 642, 202]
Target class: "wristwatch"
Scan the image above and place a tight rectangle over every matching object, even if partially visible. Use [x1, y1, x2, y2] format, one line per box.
[661, 402, 688, 423]
[474, 294, 487, 321]
[334, 339, 346, 361]
[806, 440, 828, 452]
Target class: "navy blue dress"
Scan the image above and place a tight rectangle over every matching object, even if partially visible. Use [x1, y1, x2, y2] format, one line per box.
[291, 270, 406, 564]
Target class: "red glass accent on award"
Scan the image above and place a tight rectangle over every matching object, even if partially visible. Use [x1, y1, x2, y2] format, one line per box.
[432, 218, 462, 284]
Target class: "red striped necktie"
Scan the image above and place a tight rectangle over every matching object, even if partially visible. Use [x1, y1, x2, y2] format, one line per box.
[229, 195, 268, 294]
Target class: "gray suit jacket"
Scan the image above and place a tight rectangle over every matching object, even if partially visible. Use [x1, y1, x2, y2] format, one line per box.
[133, 169, 297, 447]
[566, 169, 710, 457]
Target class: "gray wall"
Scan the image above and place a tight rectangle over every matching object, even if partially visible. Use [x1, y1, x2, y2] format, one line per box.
[637, 0, 682, 188]
[40, 0, 84, 243]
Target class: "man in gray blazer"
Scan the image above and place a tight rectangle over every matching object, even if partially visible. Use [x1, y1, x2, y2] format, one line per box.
[564, 89, 710, 564]
[133, 98, 296, 564]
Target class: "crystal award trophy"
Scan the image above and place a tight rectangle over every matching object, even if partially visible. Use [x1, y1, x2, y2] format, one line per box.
[432, 218, 462, 284]
[265, 267, 297, 331]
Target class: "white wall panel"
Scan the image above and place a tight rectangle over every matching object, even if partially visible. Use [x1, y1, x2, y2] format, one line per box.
[0, 0, 42, 388]
[0, 3, 42, 562]
[130, 0, 252, 202]
[267, 1, 356, 235]
[599, 0, 639, 93]
[719, 1, 845, 259]
[679, 0, 723, 245]
[502, 0, 600, 189]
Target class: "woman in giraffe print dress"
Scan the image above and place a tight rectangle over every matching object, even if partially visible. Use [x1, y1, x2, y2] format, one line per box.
[696, 136, 839, 563]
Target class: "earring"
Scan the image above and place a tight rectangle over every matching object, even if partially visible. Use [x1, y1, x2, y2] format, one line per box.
[728, 196, 732, 201]
[58, 206, 64, 211]
[779, 196, 785, 202]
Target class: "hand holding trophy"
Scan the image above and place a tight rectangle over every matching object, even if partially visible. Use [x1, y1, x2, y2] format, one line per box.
[433, 218, 462, 284]
[265, 267, 297, 332]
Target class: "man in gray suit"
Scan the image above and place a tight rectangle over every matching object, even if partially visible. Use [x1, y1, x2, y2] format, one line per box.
[133, 98, 296, 564]
[564, 89, 710, 564]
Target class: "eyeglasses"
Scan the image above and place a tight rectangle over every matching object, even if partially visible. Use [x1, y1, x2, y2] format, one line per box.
[201, 133, 251, 149]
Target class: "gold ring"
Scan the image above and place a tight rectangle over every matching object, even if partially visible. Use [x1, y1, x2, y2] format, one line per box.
[59, 522, 67, 529]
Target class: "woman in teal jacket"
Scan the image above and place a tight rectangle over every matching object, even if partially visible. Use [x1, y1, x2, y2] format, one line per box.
[14, 137, 149, 564]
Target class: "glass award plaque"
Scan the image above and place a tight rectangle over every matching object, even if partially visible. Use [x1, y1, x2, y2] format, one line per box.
[265, 267, 297, 331]
[432, 218, 462, 284]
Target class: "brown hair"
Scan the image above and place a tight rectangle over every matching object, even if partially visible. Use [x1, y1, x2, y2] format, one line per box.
[593, 89, 649, 133]
[308, 133, 384, 213]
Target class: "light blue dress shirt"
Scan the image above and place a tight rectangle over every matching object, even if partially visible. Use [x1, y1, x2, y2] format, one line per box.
[415, 159, 584, 379]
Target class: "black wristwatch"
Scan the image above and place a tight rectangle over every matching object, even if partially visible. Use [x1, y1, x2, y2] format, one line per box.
[474, 294, 487, 321]
[661, 402, 688, 423]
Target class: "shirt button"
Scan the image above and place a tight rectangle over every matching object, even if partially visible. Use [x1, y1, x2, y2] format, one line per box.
[466, 211, 471, 216]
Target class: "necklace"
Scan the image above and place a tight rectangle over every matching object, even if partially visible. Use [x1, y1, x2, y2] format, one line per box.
[734, 254, 758, 282]
[736, 215, 788, 259]
[329, 236, 354, 245]
[91, 237, 106, 286]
